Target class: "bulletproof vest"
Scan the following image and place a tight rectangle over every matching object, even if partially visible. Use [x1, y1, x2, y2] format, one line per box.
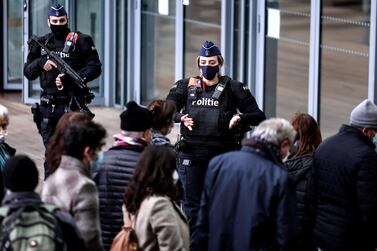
[182, 77, 237, 139]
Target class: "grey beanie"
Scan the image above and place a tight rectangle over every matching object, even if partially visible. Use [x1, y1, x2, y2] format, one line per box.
[350, 99, 377, 129]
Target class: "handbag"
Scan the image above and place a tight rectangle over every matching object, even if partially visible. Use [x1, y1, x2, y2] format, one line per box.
[110, 209, 139, 251]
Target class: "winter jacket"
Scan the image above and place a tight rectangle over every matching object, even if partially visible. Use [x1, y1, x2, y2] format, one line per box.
[311, 125, 377, 251]
[134, 195, 189, 251]
[42, 155, 103, 251]
[95, 144, 145, 251]
[285, 154, 316, 250]
[193, 145, 298, 251]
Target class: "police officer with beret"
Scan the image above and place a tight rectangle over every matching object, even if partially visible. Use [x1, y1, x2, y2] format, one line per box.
[167, 41, 266, 239]
[24, 3, 101, 178]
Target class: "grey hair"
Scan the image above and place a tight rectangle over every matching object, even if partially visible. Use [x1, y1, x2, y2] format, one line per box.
[0, 104, 9, 122]
[251, 118, 296, 146]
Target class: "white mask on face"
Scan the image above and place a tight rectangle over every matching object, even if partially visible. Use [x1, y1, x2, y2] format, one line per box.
[0, 132, 8, 144]
[172, 170, 179, 184]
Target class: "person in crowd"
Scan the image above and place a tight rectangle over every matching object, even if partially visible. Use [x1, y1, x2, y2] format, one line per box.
[193, 118, 298, 251]
[42, 120, 106, 251]
[124, 145, 189, 251]
[95, 101, 153, 250]
[166, 40, 266, 236]
[147, 99, 176, 147]
[0, 104, 15, 201]
[311, 99, 377, 251]
[0, 155, 85, 250]
[284, 112, 322, 251]
[24, 3, 101, 178]
[46, 112, 91, 174]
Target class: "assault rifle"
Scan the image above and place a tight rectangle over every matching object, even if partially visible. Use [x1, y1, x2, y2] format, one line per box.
[29, 35, 95, 118]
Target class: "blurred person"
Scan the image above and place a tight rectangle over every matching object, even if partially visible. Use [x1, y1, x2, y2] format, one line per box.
[0, 155, 85, 250]
[166, 41, 265, 235]
[95, 101, 153, 250]
[42, 120, 106, 251]
[147, 99, 176, 147]
[47, 112, 91, 174]
[124, 145, 189, 251]
[311, 99, 377, 251]
[284, 112, 322, 251]
[0, 104, 15, 201]
[193, 118, 298, 251]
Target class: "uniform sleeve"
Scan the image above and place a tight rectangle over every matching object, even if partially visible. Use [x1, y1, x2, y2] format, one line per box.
[276, 172, 298, 250]
[357, 157, 377, 246]
[24, 38, 47, 80]
[76, 34, 102, 82]
[231, 81, 266, 126]
[166, 79, 188, 123]
[150, 198, 187, 251]
[72, 182, 103, 251]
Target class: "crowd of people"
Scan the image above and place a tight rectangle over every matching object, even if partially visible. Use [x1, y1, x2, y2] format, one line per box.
[1, 3, 377, 250]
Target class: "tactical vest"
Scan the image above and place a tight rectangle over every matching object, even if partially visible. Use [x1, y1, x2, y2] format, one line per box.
[182, 76, 237, 142]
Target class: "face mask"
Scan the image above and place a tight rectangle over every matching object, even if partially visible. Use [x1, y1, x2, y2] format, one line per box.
[200, 65, 219, 80]
[172, 170, 179, 184]
[50, 24, 69, 39]
[0, 132, 7, 144]
[90, 151, 104, 173]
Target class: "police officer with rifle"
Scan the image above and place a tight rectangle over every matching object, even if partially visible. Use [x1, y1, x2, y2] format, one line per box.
[24, 3, 101, 178]
[166, 41, 266, 244]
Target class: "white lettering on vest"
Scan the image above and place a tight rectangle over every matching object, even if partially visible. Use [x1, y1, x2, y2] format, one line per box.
[54, 51, 70, 58]
[191, 98, 219, 107]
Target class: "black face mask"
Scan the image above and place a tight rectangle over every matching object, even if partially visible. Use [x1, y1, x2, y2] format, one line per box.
[200, 65, 219, 80]
[50, 24, 69, 39]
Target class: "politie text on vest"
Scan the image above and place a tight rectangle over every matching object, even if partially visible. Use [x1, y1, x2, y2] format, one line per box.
[191, 98, 219, 107]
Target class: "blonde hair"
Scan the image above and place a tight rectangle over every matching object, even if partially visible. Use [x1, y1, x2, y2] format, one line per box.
[252, 118, 296, 146]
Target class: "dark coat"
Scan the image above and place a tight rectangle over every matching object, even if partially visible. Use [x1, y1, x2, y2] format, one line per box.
[94, 145, 144, 251]
[285, 154, 316, 250]
[193, 145, 298, 251]
[311, 125, 377, 251]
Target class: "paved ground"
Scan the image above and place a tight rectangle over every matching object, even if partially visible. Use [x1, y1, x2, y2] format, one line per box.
[0, 92, 179, 191]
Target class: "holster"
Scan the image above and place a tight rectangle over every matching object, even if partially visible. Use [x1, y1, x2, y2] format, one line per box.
[31, 103, 42, 133]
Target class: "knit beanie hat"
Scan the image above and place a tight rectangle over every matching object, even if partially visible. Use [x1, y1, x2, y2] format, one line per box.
[350, 99, 377, 129]
[120, 101, 153, 131]
[3, 155, 39, 192]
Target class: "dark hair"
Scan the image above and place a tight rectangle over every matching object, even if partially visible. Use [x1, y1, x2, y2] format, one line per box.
[124, 145, 178, 214]
[47, 112, 92, 173]
[147, 100, 176, 135]
[290, 113, 322, 156]
[63, 120, 106, 160]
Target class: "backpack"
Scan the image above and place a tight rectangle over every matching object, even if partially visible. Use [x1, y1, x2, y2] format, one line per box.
[110, 211, 139, 251]
[0, 204, 64, 251]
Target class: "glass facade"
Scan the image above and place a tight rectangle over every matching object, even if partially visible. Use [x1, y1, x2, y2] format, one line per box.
[6, 0, 23, 84]
[184, 1, 221, 78]
[115, 0, 127, 105]
[264, 0, 310, 119]
[75, 0, 104, 96]
[141, 0, 176, 103]
[319, 1, 370, 137]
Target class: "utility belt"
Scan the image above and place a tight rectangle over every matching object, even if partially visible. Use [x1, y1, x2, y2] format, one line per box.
[40, 95, 69, 106]
[175, 135, 238, 152]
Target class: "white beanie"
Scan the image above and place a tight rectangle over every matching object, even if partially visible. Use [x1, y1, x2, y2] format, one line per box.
[350, 99, 377, 129]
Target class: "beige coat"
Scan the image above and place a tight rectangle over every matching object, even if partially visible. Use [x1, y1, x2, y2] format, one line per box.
[41, 155, 103, 251]
[132, 195, 189, 251]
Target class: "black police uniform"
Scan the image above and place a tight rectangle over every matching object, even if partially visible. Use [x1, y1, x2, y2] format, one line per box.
[166, 75, 266, 235]
[24, 31, 101, 177]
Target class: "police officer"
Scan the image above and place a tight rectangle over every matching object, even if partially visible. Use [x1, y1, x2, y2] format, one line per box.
[166, 41, 266, 240]
[24, 3, 101, 178]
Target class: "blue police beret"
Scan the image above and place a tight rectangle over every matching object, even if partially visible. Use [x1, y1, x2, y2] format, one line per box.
[49, 3, 67, 17]
[199, 41, 221, 57]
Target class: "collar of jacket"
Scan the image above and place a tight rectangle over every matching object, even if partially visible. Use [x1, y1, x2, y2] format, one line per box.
[340, 124, 375, 149]
[2, 191, 42, 208]
[240, 145, 284, 167]
[59, 155, 90, 177]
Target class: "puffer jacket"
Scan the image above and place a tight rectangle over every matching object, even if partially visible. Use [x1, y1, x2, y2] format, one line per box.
[285, 154, 316, 250]
[311, 125, 377, 251]
[95, 145, 145, 251]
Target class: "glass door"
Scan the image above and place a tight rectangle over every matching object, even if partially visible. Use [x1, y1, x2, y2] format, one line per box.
[263, 0, 311, 119]
[3, 0, 23, 90]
